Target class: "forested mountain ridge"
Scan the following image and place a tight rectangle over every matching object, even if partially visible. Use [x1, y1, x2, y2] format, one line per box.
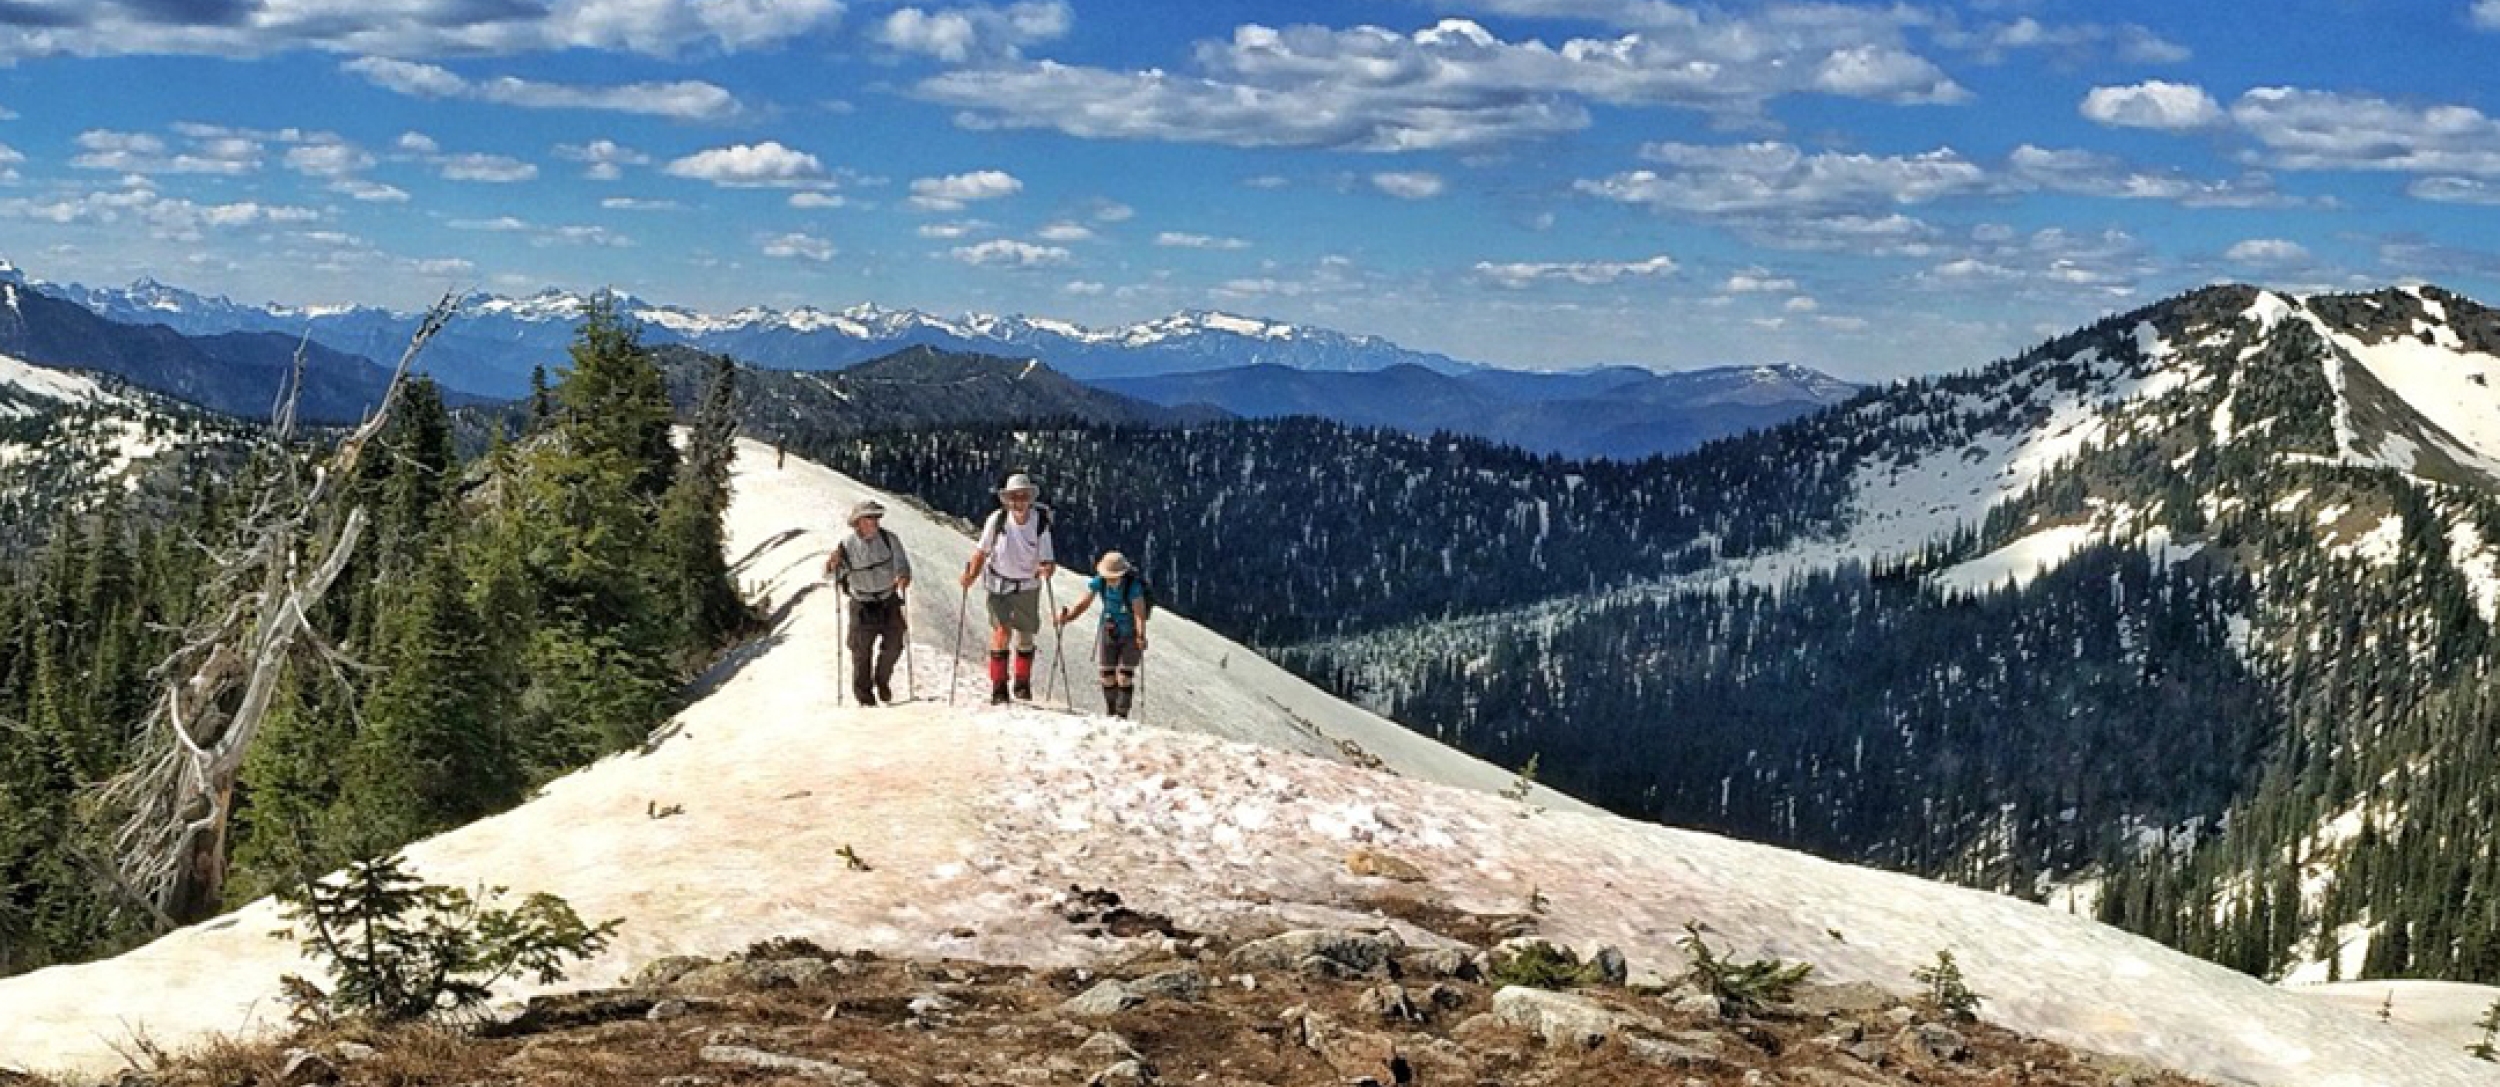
[817, 281, 2500, 989]
[1099, 360, 1856, 459]
[653, 343, 1198, 442]
[1317, 282, 2500, 985]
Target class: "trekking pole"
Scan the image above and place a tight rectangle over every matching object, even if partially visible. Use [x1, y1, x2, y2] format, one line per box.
[1042, 575, 1075, 707]
[1088, 619, 1104, 716]
[834, 591, 847, 708]
[904, 594, 919, 703]
[947, 582, 970, 707]
[1132, 658, 1146, 725]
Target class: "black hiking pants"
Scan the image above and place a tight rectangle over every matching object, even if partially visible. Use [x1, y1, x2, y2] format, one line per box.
[848, 596, 908, 702]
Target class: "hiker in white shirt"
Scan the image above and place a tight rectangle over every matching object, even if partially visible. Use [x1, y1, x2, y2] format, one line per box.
[959, 473, 1057, 703]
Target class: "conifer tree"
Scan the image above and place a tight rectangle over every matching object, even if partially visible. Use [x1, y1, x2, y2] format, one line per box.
[658, 353, 746, 655]
[345, 541, 520, 846]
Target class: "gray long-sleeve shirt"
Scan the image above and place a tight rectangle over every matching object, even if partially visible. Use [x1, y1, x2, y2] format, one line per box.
[832, 529, 912, 600]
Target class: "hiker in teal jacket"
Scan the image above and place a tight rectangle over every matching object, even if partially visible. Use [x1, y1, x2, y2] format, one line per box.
[1055, 551, 1150, 718]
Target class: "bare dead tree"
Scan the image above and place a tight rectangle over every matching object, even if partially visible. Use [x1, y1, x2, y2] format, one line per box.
[85, 295, 458, 928]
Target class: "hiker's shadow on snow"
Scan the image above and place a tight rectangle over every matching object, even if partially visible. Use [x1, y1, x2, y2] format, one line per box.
[731, 527, 809, 577]
[648, 582, 830, 754]
[763, 581, 829, 632]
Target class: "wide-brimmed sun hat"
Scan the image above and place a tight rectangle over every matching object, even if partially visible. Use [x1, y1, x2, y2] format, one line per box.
[848, 499, 886, 523]
[1097, 551, 1131, 578]
[999, 472, 1041, 499]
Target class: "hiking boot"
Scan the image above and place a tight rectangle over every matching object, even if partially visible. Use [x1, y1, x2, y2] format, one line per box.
[876, 682, 894, 704]
[1013, 679, 1033, 701]
[853, 682, 877, 707]
[990, 681, 1011, 705]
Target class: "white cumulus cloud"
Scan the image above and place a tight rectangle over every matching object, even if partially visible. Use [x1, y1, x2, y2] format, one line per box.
[331, 179, 410, 203]
[554, 139, 650, 180]
[1370, 171, 1446, 200]
[950, 238, 1068, 266]
[912, 13, 1965, 154]
[345, 57, 743, 121]
[1154, 231, 1250, 250]
[2232, 86, 2500, 176]
[909, 169, 1022, 210]
[2410, 176, 2500, 205]
[0, 0, 847, 62]
[666, 141, 829, 187]
[1473, 254, 1676, 287]
[1577, 141, 1991, 215]
[877, 1, 1069, 61]
[1722, 271, 1797, 293]
[2080, 80, 2223, 130]
[762, 231, 837, 262]
[438, 152, 537, 183]
[2224, 238, 2312, 266]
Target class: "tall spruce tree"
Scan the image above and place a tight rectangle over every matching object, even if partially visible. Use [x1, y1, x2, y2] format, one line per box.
[658, 353, 746, 656]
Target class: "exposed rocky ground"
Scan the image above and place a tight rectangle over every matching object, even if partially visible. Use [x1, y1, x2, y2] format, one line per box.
[46, 892, 2203, 1087]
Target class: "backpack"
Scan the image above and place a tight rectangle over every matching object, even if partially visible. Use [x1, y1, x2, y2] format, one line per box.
[984, 504, 1053, 540]
[833, 531, 903, 592]
[1102, 571, 1152, 623]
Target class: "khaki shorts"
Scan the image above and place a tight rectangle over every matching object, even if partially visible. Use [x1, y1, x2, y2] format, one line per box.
[1097, 630, 1143, 671]
[985, 587, 1042, 635]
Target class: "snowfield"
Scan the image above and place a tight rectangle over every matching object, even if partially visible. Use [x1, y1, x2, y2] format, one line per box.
[0, 440, 2489, 1087]
[0, 352, 118, 412]
[2287, 980, 2500, 1056]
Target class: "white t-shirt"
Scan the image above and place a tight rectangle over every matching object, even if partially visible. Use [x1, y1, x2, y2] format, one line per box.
[978, 506, 1055, 587]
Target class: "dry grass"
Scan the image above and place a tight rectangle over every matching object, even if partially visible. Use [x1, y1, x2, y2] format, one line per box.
[23, 898, 2209, 1087]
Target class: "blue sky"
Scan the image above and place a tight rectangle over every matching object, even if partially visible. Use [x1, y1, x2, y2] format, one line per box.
[1, 0, 2498, 379]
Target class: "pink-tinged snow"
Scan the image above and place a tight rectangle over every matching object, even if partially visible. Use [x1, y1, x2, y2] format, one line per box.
[2287, 980, 2500, 1054]
[3, 443, 2491, 1087]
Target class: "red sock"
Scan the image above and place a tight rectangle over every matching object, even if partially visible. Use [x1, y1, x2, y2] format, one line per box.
[1013, 650, 1035, 682]
[988, 652, 1008, 684]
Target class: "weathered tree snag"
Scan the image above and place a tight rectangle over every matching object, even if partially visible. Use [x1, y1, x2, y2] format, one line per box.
[87, 295, 456, 928]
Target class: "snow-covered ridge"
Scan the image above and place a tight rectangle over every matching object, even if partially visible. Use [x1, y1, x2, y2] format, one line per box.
[43, 273, 1463, 373]
[0, 440, 2486, 1087]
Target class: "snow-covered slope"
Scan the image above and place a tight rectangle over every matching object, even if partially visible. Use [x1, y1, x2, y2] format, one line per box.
[2289, 980, 2500, 1056]
[1664, 285, 2500, 593]
[0, 439, 2488, 1087]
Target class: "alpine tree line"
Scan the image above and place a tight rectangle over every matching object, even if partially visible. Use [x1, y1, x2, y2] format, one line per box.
[799, 415, 1869, 647]
[0, 299, 749, 975]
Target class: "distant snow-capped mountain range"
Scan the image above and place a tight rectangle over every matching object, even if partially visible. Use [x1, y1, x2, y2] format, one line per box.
[6, 260, 1858, 458]
[33, 271, 1482, 398]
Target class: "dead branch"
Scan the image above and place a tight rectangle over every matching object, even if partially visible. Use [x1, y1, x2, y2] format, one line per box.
[84, 293, 458, 928]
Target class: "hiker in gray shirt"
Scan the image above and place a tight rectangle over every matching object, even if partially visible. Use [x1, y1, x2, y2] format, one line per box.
[826, 500, 912, 706]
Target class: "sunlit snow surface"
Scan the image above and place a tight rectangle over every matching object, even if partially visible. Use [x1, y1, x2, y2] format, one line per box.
[0, 442, 2487, 1087]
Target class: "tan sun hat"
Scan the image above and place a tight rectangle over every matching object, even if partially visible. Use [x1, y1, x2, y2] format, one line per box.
[848, 499, 886, 524]
[999, 472, 1041, 499]
[1096, 551, 1131, 578]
